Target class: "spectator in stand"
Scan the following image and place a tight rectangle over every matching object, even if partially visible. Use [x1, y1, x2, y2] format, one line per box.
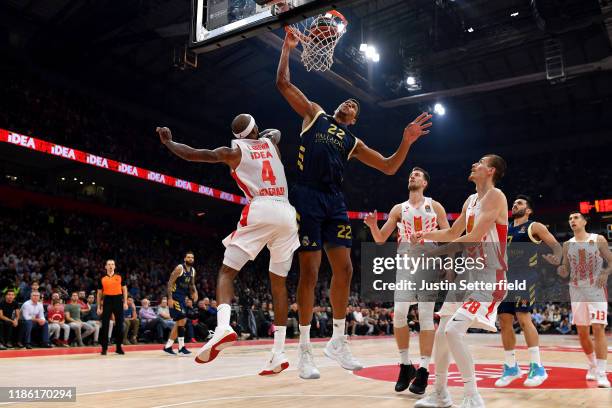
[21, 281, 40, 303]
[47, 300, 70, 347]
[78, 291, 90, 315]
[20, 291, 52, 349]
[184, 298, 198, 343]
[157, 297, 175, 334]
[261, 302, 274, 337]
[84, 293, 113, 345]
[139, 298, 164, 343]
[194, 300, 212, 341]
[43, 292, 63, 312]
[346, 306, 356, 336]
[556, 317, 572, 334]
[315, 305, 329, 338]
[122, 296, 139, 345]
[362, 309, 375, 335]
[0, 289, 20, 349]
[65, 292, 95, 346]
[377, 308, 391, 335]
[287, 303, 299, 338]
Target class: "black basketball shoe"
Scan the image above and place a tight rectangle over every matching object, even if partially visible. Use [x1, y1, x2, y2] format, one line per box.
[395, 363, 416, 392]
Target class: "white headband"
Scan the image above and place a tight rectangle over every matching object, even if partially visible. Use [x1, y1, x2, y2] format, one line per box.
[233, 116, 256, 139]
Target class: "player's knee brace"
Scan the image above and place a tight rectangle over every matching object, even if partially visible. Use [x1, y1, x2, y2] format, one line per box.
[222, 245, 251, 271]
[418, 302, 435, 330]
[269, 255, 293, 277]
[393, 302, 411, 328]
[177, 326, 185, 337]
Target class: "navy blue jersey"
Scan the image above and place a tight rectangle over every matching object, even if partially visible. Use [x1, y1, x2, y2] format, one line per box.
[297, 111, 359, 193]
[171, 264, 194, 299]
[508, 220, 541, 271]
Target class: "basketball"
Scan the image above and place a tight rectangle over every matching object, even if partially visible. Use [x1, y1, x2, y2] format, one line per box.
[309, 16, 338, 42]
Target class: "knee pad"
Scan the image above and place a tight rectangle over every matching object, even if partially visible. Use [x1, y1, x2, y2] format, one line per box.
[418, 302, 435, 330]
[223, 245, 251, 271]
[269, 254, 293, 277]
[177, 326, 185, 337]
[393, 302, 411, 328]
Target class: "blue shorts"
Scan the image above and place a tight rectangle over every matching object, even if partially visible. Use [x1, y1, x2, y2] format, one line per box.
[289, 184, 351, 251]
[170, 296, 187, 321]
[498, 272, 537, 314]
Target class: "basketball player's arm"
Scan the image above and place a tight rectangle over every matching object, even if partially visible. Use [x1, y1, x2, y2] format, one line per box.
[557, 241, 570, 278]
[453, 189, 504, 244]
[260, 129, 281, 145]
[364, 205, 401, 243]
[350, 112, 432, 175]
[421, 199, 468, 242]
[167, 265, 182, 308]
[157, 127, 241, 168]
[596, 235, 612, 287]
[276, 32, 322, 124]
[532, 222, 563, 266]
[190, 271, 198, 303]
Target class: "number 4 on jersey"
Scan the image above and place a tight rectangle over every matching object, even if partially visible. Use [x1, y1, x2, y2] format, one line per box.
[261, 160, 277, 185]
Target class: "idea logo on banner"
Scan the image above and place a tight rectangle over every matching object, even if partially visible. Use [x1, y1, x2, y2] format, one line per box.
[355, 363, 609, 389]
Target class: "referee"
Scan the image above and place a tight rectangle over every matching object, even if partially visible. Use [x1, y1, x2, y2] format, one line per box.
[97, 259, 128, 355]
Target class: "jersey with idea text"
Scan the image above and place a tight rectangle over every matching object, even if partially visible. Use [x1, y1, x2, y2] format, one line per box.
[231, 137, 288, 201]
[297, 111, 358, 193]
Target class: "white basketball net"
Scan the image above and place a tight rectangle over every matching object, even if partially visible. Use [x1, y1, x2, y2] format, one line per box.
[287, 11, 347, 72]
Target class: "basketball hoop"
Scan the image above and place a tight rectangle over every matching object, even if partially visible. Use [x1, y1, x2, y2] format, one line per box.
[286, 10, 348, 72]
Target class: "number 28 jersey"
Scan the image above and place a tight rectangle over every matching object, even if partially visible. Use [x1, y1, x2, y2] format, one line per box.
[231, 137, 288, 201]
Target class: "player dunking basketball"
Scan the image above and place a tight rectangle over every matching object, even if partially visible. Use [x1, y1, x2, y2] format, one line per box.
[494, 195, 562, 388]
[157, 116, 299, 375]
[277, 30, 433, 379]
[558, 212, 611, 388]
[364, 167, 449, 395]
[163, 251, 198, 356]
[415, 154, 508, 408]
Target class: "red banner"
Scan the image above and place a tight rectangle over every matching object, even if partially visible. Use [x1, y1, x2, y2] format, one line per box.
[0, 128, 465, 220]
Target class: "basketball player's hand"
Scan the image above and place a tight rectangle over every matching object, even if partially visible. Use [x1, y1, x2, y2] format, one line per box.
[403, 112, 433, 144]
[413, 231, 425, 242]
[557, 265, 569, 278]
[542, 254, 560, 266]
[284, 30, 299, 49]
[596, 272, 609, 288]
[156, 127, 173, 144]
[363, 211, 377, 228]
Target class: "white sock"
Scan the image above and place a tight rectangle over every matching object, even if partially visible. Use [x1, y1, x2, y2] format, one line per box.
[165, 339, 174, 349]
[273, 326, 286, 353]
[587, 352, 597, 367]
[528, 346, 541, 365]
[299, 325, 311, 345]
[332, 318, 345, 339]
[399, 349, 411, 365]
[420, 355, 431, 370]
[596, 359, 607, 375]
[505, 350, 517, 366]
[217, 304, 231, 328]
[178, 337, 184, 349]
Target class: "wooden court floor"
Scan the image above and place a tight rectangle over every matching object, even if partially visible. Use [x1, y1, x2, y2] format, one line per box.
[1, 334, 610, 408]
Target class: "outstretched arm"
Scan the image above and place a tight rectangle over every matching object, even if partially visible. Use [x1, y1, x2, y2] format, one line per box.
[533, 222, 563, 266]
[422, 199, 468, 243]
[364, 204, 401, 243]
[350, 112, 432, 175]
[276, 31, 321, 127]
[157, 127, 241, 169]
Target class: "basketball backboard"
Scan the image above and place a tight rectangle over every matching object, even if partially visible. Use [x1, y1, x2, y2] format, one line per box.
[190, 0, 349, 53]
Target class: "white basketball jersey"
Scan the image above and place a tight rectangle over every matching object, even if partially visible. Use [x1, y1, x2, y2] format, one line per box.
[567, 234, 603, 288]
[465, 193, 508, 271]
[231, 138, 288, 201]
[397, 197, 438, 243]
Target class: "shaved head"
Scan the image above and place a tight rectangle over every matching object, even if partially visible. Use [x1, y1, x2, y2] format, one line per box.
[231, 114, 258, 139]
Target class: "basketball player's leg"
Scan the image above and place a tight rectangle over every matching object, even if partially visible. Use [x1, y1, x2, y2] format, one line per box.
[393, 301, 415, 392]
[322, 244, 363, 371]
[195, 248, 248, 364]
[410, 301, 435, 394]
[496, 307, 523, 387]
[516, 309, 547, 386]
[415, 314, 453, 408]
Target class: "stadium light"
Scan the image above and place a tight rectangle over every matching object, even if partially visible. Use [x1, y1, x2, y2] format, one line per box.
[337, 22, 346, 33]
[365, 45, 377, 59]
[407, 76, 416, 86]
[372, 53, 380, 62]
[434, 103, 446, 116]
[360, 43, 368, 52]
[511, 11, 519, 17]
[467, 27, 475, 33]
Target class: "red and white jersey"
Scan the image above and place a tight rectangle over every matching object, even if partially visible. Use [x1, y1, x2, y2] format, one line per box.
[231, 138, 288, 201]
[465, 193, 508, 271]
[567, 234, 604, 288]
[397, 197, 438, 243]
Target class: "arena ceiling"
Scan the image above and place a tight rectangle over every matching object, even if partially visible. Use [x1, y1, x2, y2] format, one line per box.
[1, 0, 611, 152]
